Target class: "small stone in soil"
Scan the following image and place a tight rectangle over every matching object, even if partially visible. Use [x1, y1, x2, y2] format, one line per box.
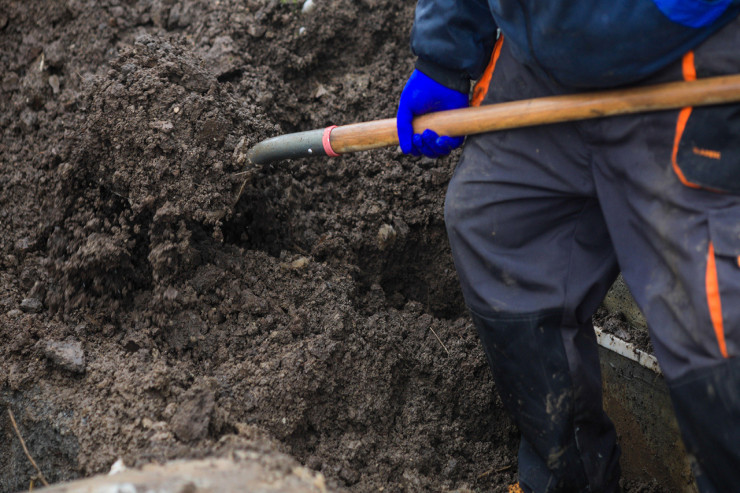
[20, 297, 43, 313]
[302, 0, 317, 14]
[377, 224, 397, 251]
[171, 387, 215, 442]
[44, 340, 86, 374]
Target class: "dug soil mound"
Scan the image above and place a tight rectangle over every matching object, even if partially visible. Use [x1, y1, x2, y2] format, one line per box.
[1, 1, 666, 492]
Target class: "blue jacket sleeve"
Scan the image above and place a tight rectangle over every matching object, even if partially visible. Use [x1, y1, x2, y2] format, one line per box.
[410, 0, 498, 94]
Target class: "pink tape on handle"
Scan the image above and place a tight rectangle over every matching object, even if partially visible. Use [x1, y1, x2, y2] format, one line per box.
[322, 125, 340, 157]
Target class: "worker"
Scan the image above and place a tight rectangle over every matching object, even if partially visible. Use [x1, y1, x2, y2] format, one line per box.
[396, 2, 740, 492]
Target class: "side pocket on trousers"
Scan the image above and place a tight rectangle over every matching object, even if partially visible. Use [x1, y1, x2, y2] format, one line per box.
[673, 103, 740, 194]
[706, 207, 740, 358]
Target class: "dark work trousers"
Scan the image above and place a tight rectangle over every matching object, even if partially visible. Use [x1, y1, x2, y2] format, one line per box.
[445, 17, 740, 493]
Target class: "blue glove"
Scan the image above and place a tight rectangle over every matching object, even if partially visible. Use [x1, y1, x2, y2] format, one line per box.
[396, 69, 468, 157]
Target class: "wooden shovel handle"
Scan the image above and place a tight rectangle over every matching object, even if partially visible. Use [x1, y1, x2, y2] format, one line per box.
[330, 74, 740, 154]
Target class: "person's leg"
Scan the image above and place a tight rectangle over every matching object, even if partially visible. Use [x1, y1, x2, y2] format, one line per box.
[446, 40, 621, 492]
[591, 16, 740, 492]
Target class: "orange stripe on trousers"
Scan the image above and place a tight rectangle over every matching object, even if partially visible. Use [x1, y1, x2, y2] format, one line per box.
[706, 242, 729, 358]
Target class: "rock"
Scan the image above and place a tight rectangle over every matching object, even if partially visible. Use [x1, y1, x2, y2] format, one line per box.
[109, 458, 127, 475]
[6, 309, 23, 318]
[43, 340, 86, 374]
[204, 36, 238, 77]
[233, 136, 248, 165]
[21, 55, 49, 110]
[171, 386, 215, 442]
[314, 83, 332, 98]
[48, 74, 60, 94]
[149, 120, 174, 133]
[302, 0, 317, 14]
[14, 236, 36, 253]
[377, 224, 396, 251]
[290, 257, 309, 270]
[247, 23, 266, 38]
[281, 257, 309, 271]
[163, 286, 179, 300]
[20, 297, 43, 313]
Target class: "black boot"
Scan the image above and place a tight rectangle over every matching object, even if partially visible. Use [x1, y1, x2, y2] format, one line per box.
[668, 357, 740, 493]
[471, 309, 621, 492]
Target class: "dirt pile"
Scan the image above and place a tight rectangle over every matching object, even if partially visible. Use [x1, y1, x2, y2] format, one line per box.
[1, 1, 520, 491]
[46, 34, 275, 312]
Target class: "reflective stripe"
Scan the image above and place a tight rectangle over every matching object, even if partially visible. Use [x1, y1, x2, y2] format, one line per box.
[471, 36, 504, 107]
[706, 242, 729, 358]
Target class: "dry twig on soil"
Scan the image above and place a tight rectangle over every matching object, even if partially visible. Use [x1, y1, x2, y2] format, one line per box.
[233, 169, 256, 205]
[429, 326, 450, 355]
[7, 408, 50, 487]
[477, 464, 512, 479]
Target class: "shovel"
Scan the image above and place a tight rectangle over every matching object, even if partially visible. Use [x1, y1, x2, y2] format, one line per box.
[246, 74, 740, 165]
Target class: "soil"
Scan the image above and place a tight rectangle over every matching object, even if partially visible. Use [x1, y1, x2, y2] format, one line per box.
[594, 307, 654, 356]
[0, 1, 665, 492]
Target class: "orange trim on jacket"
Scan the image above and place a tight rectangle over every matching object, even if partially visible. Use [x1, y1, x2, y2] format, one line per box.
[471, 36, 504, 107]
[682, 50, 697, 82]
[671, 51, 701, 189]
[706, 242, 729, 359]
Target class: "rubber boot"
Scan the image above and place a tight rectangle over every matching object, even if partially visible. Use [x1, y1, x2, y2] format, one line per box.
[470, 309, 621, 492]
[668, 357, 740, 493]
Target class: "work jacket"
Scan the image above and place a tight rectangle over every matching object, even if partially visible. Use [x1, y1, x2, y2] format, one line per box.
[411, 0, 740, 92]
